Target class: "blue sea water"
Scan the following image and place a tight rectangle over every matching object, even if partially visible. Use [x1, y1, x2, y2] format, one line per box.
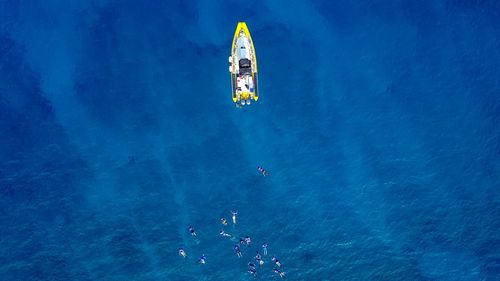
[1, 0, 500, 280]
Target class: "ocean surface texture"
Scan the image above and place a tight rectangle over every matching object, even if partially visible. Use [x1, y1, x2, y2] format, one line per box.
[1, 1, 499, 280]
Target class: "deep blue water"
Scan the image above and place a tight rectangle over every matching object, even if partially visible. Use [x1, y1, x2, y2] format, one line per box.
[1, 1, 500, 280]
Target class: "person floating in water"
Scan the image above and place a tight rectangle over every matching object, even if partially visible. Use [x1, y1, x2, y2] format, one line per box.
[262, 243, 268, 256]
[221, 218, 228, 226]
[188, 226, 196, 237]
[231, 210, 238, 224]
[248, 263, 257, 276]
[248, 268, 257, 276]
[234, 244, 243, 258]
[255, 251, 264, 266]
[178, 248, 187, 258]
[244, 236, 251, 246]
[272, 256, 282, 267]
[257, 166, 268, 176]
[219, 230, 232, 237]
[239, 237, 245, 245]
[198, 254, 207, 264]
[274, 268, 285, 278]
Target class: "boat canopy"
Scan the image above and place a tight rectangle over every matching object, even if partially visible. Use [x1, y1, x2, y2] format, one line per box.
[239, 58, 252, 75]
[239, 58, 251, 68]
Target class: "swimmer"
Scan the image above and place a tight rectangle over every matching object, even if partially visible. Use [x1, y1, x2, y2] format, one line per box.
[234, 244, 242, 258]
[248, 262, 256, 271]
[239, 237, 245, 245]
[219, 230, 232, 237]
[262, 243, 268, 256]
[198, 254, 207, 264]
[178, 248, 187, 258]
[274, 268, 286, 278]
[221, 218, 228, 226]
[255, 251, 264, 266]
[244, 236, 251, 245]
[188, 226, 196, 237]
[257, 166, 268, 176]
[231, 210, 237, 224]
[272, 256, 282, 267]
[248, 268, 257, 276]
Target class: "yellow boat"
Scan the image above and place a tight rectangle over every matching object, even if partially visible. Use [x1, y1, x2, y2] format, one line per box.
[229, 22, 258, 106]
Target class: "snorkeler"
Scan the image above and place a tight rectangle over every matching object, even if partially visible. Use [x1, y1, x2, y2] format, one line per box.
[248, 262, 257, 276]
[262, 243, 268, 256]
[244, 236, 251, 245]
[219, 230, 232, 237]
[231, 210, 237, 224]
[221, 218, 228, 226]
[255, 251, 264, 266]
[248, 267, 257, 276]
[274, 268, 286, 278]
[178, 248, 187, 258]
[198, 254, 207, 264]
[234, 244, 243, 258]
[272, 256, 282, 267]
[257, 166, 268, 176]
[188, 226, 196, 237]
[248, 262, 256, 271]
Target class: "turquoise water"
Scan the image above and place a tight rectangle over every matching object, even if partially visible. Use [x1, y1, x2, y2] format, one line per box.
[1, 1, 499, 280]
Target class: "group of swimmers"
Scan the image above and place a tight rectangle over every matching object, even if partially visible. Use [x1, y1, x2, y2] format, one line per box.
[178, 170, 287, 277]
[228, 210, 286, 278]
[241, 244, 285, 278]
